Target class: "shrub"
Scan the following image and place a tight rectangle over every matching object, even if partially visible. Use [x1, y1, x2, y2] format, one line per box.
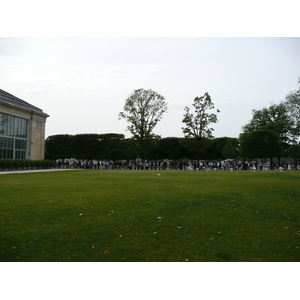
[0, 159, 56, 171]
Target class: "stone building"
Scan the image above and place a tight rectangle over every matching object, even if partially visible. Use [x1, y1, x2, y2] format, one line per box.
[0, 89, 49, 160]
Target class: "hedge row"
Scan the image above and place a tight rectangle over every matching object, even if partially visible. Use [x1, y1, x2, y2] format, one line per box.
[0, 159, 56, 171]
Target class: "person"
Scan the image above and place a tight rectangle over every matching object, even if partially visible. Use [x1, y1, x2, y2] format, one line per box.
[270, 159, 275, 170]
[225, 160, 229, 170]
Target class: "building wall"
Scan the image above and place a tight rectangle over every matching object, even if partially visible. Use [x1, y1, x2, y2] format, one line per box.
[31, 113, 47, 160]
[0, 101, 48, 160]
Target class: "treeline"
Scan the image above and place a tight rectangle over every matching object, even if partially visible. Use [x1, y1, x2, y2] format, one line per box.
[45, 133, 239, 161]
[45, 81, 300, 163]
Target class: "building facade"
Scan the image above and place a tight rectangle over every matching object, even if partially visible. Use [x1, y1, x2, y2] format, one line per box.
[0, 89, 49, 160]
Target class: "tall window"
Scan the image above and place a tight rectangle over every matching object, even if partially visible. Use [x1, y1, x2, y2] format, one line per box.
[0, 113, 29, 159]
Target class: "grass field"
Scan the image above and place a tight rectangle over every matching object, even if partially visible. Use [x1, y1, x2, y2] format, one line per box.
[1, 169, 299, 262]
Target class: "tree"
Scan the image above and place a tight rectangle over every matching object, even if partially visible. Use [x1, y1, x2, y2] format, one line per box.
[204, 137, 238, 160]
[150, 137, 186, 160]
[222, 139, 236, 159]
[242, 102, 296, 155]
[179, 137, 212, 159]
[181, 92, 219, 158]
[118, 88, 168, 158]
[182, 92, 220, 140]
[289, 142, 300, 160]
[130, 136, 159, 160]
[118, 88, 168, 140]
[284, 78, 300, 140]
[239, 130, 284, 160]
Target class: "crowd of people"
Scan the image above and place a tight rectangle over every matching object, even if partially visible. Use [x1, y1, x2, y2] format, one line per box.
[56, 158, 299, 171]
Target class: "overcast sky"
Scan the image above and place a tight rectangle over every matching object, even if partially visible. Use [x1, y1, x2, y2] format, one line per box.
[1, 37, 299, 140]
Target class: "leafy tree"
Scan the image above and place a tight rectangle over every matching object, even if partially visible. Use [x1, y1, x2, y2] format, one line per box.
[182, 92, 220, 140]
[242, 102, 296, 155]
[118, 88, 168, 140]
[239, 130, 284, 160]
[181, 92, 219, 158]
[284, 78, 300, 139]
[131, 136, 160, 160]
[289, 142, 300, 159]
[222, 139, 237, 159]
[118, 88, 168, 158]
[150, 137, 186, 160]
[204, 137, 238, 160]
[180, 137, 212, 160]
[121, 138, 136, 160]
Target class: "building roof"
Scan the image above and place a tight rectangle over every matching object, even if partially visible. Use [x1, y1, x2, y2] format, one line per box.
[0, 89, 48, 116]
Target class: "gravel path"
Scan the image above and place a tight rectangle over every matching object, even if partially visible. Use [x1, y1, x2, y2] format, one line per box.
[0, 169, 81, 175]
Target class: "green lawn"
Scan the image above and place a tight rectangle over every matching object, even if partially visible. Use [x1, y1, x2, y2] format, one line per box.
[1, 169, 299, 262]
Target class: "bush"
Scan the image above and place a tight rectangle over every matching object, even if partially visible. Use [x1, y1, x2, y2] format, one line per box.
[0, 159, 56, 171]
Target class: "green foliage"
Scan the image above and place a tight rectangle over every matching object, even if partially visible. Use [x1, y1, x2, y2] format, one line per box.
[45, 134, 74, 159]
[203, 137, 238, 160]
[180, 137, 212, 160]
[45, 133, 127, 160]
[98, 133, 127, 160]
[45, 133, 246, 161]
[222, 139, 237, 159]
[131, 137, 159, 160]
[0, 159, 55, 170]
[182, 92, 220, 140]
[239, 130, 284, 159]
[289, 142, 300, 159]
[120, 138, 136, 160]
[150, 137, 186, 160]
[242, 102, 296, 153]
[118, 88, 168, 141]
[73, 134, 101, 159]
[284, 78, 300, 138]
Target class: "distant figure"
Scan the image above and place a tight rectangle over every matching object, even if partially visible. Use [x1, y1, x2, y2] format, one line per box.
[270, 159, 276, 170]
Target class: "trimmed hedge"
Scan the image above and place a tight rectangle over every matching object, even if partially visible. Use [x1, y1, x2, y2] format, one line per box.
[0, 159, 56, 171]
